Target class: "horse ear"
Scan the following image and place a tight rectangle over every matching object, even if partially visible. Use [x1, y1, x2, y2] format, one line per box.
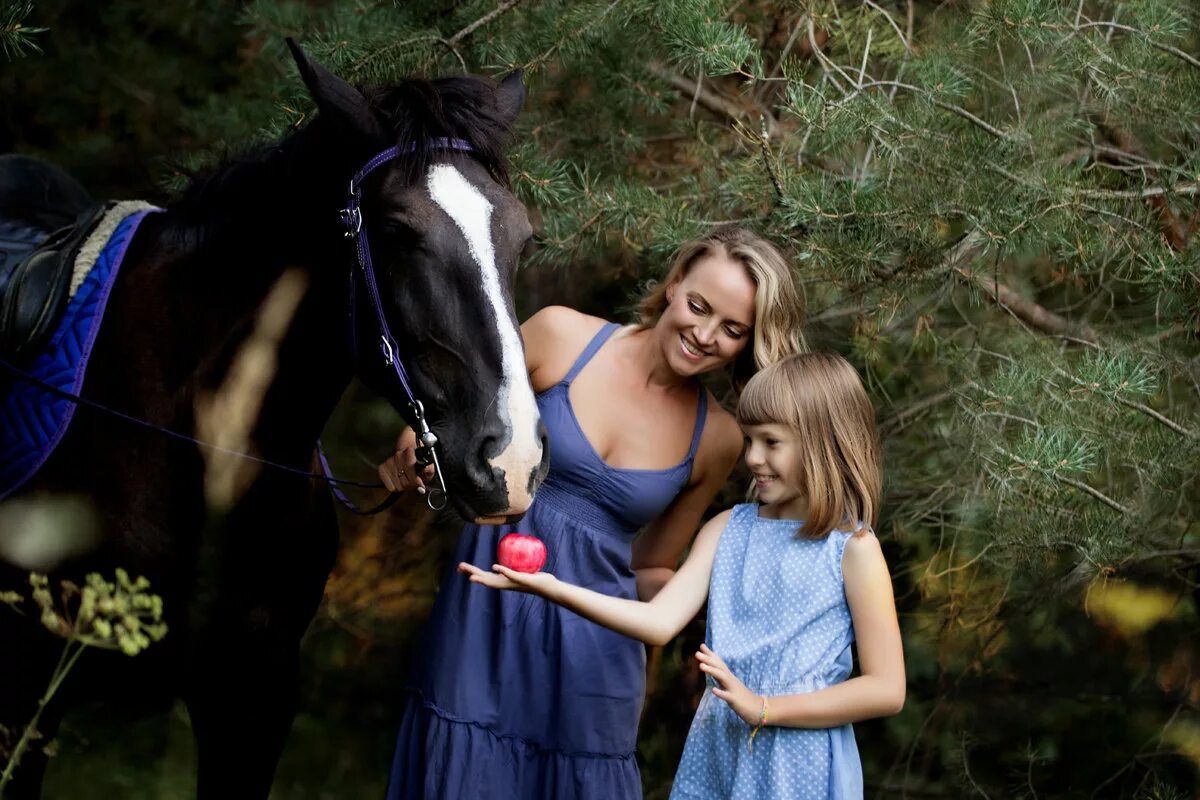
[495, 69, 526, 128]
[286, 38, 384, 143]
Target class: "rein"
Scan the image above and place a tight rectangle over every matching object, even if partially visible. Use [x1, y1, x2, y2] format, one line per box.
[0, 353, 389, 502]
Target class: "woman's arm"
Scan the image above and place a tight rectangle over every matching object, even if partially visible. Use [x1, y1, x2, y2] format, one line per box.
[460, 509, 731, 646]
[698, 531, 906, 727]
[632, 409, 742, 600]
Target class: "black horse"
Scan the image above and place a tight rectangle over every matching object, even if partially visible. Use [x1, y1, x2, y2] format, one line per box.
[0, 41, 548, 797]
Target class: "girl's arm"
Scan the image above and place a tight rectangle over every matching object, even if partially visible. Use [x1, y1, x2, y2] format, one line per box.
[631, 409, 742, 600]
[460, 509, 731, 646]
[700, 531, 905, 727]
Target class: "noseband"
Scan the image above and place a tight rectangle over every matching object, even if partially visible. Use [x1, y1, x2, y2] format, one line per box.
[340, 138, 473, 511]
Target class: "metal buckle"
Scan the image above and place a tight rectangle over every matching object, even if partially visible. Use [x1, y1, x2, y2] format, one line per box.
[408, 401, 447, 510]
[339, 206, 362, 237]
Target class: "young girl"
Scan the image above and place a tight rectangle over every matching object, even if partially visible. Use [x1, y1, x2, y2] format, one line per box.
[461, 352, 905, 799]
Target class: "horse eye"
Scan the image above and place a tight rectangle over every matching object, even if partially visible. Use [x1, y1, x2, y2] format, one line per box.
[380, 219, 421, 246]
[520, 235, 536, 260]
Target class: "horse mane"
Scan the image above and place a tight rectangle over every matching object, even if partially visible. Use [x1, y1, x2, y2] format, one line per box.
[170, 74, 513, 228]
[365, 75, 512, 186]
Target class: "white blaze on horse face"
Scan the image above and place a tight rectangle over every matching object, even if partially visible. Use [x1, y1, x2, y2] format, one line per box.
[427, 164, 541, 513]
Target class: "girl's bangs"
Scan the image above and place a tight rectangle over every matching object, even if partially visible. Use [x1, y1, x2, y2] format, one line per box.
[735, 365, 796, 428]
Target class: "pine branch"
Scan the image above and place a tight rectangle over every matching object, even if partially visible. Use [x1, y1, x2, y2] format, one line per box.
[1072, 21, 1200, 71]
[958, 263, 1100, 343]
[523, 0, 625, 72]
[1073, 182, 1200, 200]
[835, 80, 1016, 141]
[1052, 366, 1197, 438]
[349, 0, 527, 77]
[446, 0, 525, 47]
[647, 61, 780, 137]
[1, 1, 46, 60]
[880, 390, 956, 436]
[1054, 475, 1131, 514]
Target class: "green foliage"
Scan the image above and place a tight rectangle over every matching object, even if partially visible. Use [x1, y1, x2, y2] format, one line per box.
[5, 0, 1199, 795]
[0, 2, 46, 59]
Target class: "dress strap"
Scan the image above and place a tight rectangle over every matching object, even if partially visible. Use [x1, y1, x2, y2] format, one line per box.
[685, 386, 708, 459]
[562, 321, 620, 384]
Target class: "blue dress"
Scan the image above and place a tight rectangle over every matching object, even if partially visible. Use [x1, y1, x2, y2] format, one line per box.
[669, 504, 863, 799]
[388, 322, 708, 800]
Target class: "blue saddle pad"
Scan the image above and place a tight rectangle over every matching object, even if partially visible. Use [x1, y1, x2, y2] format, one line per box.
[0, 206, 158, 499]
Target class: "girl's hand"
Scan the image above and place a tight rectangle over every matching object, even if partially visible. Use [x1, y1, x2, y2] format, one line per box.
[458, 562, 559, 597]
[696, 643, 761, 726]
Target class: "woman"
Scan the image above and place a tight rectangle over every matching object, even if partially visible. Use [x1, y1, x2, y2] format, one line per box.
[382, 226, 806, 799]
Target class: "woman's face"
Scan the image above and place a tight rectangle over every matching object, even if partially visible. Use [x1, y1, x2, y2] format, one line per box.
[656, 249, 757, 377]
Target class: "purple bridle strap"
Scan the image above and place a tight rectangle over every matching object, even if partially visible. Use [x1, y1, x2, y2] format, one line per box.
[338, 137, 474, 512]
[341, 138, 472, 408]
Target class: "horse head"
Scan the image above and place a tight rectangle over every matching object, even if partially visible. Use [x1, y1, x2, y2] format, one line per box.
[289, 42, 548, 523]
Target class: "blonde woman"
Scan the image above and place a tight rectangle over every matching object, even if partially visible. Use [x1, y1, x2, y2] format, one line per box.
[465, 353, 906, 799]
[383, 226, 806, 800]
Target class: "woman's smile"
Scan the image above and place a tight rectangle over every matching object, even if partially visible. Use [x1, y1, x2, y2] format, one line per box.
[679, 333, 712, 360]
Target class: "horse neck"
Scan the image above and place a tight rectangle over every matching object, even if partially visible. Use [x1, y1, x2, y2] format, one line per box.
[156, 124, 359, 460]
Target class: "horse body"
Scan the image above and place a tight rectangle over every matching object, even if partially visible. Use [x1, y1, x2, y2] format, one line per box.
[0, 43, 546, 797]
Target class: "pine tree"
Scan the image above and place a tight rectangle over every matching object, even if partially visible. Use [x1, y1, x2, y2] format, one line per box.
[4, 0, 1198, 795]
[270, 3, 1198, 792]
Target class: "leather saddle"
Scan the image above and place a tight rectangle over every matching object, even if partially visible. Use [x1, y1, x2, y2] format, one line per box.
[0, 155, 103, 363]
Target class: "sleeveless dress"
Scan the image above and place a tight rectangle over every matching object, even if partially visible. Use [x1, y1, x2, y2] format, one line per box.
[388, 321, 708, 800]
[669, 504, 863, 800]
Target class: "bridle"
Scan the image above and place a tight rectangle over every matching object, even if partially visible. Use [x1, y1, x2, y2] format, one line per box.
[337, 138, 477, 512]
[0, 141, 479, 515]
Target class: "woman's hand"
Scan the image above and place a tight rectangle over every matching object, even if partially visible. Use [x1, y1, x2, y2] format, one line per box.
[696, 643, 762, 725]
[378, 432, 435, 494]
[458, 562, 559, 597]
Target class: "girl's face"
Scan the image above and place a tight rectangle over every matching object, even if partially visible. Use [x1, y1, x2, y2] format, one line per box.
[742, 423, 804, 509]
[655, 251, 756, 378]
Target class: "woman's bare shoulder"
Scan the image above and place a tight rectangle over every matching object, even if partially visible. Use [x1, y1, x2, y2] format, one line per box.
[523, 306, 608, 342]
[523, 306, 612, 387]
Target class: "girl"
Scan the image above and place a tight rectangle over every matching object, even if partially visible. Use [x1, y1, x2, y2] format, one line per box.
[462, 352, 905, 799]
[383, 226, 807, 799]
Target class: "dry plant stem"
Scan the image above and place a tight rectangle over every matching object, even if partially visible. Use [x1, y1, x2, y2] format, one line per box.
[0, 641, 86, 792]
[862, 0, 912, 53]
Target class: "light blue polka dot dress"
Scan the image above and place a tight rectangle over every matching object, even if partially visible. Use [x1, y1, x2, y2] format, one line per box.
[669, 504, 863, 800]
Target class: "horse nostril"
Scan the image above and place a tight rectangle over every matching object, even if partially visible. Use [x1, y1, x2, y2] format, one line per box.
[469, 433, 501, 468]
[537, 424, 550, 472]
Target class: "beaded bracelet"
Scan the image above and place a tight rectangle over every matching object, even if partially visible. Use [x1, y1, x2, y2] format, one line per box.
[746, 695, 769, 753]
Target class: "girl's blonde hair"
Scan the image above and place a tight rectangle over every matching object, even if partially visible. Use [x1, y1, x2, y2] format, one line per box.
[736, 352, 881, 539]
[635, 226, 807, 391]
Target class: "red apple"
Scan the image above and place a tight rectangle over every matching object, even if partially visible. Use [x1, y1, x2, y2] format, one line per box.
[497, 533, 547, 573]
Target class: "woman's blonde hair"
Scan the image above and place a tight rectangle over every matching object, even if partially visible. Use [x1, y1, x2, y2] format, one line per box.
[635, 226, 806, 391]
[736, 352, 881, 539]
